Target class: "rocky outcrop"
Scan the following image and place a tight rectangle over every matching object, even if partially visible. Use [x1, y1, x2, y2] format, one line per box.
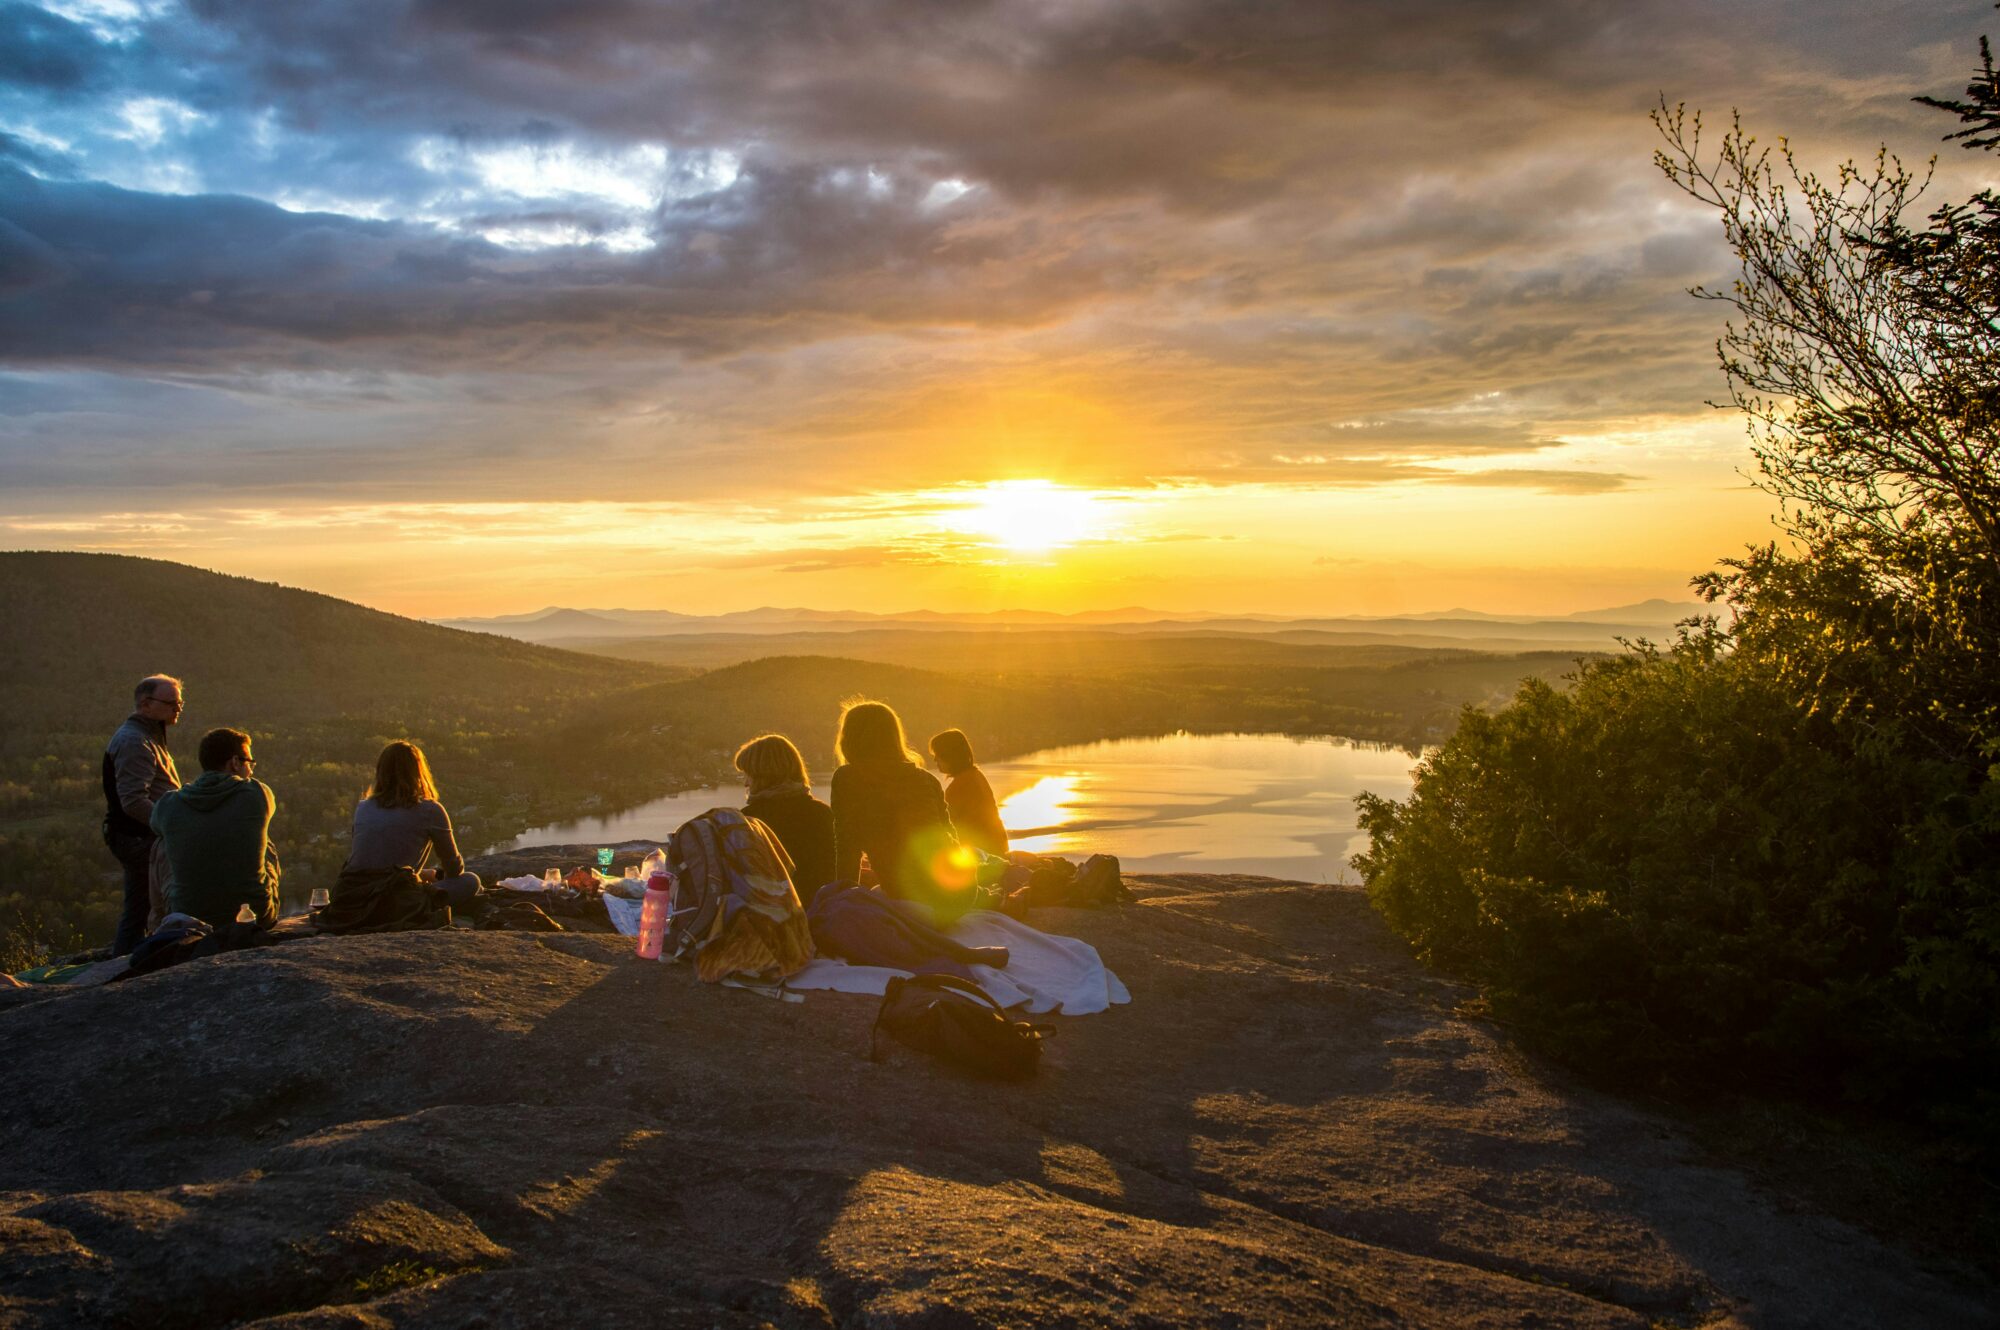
[1, 876, 1992, 1328]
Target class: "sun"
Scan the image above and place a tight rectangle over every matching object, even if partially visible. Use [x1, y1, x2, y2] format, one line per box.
[949, 481, 1109, 554]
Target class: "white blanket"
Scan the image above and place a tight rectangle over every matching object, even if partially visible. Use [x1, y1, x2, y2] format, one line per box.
[784, 957, 1039, 1010]
[602, 896, 1128, 1015]
[785, 910, 1129, 1016]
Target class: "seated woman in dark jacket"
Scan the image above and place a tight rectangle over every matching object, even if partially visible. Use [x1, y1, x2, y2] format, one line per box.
[735, 732, 835, 905]
[830, 700, 975, 919]
[347, 741, 481, 905]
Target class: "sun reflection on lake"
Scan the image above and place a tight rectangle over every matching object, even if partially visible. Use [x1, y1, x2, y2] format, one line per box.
[979, 732, 1422, 881]
[996, 773, 1082, 853]
[512, 732, 1420, 882]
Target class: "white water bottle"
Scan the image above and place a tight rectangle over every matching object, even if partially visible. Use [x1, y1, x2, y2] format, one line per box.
[635, 870, 675, 960]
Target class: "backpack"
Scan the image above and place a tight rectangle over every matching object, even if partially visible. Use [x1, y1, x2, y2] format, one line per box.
[1073, 853, 1129, 906]
[869, 972, 1053, 1080]
[668, 809, 814, 982]
[1001, 851, 1128, 911]
[126, 925, 220, 976]
[124, 916, 277, 976]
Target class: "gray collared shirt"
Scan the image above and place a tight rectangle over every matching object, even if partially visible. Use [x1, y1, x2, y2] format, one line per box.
[107, 712, 181, 826]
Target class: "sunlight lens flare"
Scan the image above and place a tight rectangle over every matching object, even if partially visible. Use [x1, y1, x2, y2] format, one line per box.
[931, 843, 983, 892]
[948, 481, 1111, 554]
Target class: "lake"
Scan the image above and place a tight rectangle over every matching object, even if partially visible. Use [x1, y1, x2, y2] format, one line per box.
[508, 731, 1420, 882]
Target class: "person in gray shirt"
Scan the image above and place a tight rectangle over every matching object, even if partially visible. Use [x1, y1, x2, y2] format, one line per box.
[102, 673, 184, 954]
[346, 741, 481, 905]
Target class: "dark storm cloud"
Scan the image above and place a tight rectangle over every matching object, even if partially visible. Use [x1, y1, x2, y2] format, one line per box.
[173, 0, 1955, 147]
[0, 158, 1146, 367]
[0, 2, 111, 94]
[0, 0, 1983, 499]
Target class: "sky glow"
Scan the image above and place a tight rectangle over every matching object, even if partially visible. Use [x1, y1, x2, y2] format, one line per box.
[0, 0, 1980, 616]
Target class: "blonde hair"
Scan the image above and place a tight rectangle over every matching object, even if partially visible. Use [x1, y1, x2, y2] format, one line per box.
[368, 740, 439, 809]
[836, 699, 919, 766]
[734, 733, 810, 794]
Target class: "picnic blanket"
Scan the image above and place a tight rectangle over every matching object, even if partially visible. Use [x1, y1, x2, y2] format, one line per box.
[11, 957, 130, 987]
[609, 893, 1127, 1015]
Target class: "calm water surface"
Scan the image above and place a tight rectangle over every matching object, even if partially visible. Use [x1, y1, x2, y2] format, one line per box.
[509, 731, 1419, 883]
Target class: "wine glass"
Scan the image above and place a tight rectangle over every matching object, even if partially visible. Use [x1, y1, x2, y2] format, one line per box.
[309, 887, 330, 910]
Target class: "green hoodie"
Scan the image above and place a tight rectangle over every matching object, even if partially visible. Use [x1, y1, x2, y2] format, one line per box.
[152, 771, 281, 928]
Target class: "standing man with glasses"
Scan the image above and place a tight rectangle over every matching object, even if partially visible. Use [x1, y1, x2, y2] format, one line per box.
[103, 674, 184, 954]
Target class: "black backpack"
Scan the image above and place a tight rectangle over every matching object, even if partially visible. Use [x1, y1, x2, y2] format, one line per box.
[870, 972, 1053, 1080]
[126, 925, 219, 976]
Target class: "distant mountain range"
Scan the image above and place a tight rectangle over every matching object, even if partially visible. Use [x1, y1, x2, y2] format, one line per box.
[436, 599, 1709, 647]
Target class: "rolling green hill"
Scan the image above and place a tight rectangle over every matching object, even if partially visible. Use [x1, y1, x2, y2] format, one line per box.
[0, 552, 663, 733]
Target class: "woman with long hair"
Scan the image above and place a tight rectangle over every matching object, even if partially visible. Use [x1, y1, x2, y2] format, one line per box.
[829, 700, 969, 915]
[345, 740, 481, 905]
[929, 727, 1008, 858]
[734, 733, 835, 905]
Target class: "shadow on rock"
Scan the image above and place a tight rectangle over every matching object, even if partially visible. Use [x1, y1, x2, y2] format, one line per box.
[2, 876, 1995, 1328]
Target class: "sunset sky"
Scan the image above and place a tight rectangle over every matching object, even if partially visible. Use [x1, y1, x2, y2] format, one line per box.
[0, 0, 1981, 617]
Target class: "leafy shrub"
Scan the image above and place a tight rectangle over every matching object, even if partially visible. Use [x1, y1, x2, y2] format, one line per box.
[1355, 625, 2000, 1124]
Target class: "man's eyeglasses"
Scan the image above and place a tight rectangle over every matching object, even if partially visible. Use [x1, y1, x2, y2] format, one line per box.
[147, 695, 184, 711]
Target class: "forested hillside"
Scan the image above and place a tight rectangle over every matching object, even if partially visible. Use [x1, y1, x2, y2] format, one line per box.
[0, 553, 664, 728]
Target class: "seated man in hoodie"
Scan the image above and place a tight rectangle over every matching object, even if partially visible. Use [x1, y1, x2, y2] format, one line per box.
[151, 727, 281, 929]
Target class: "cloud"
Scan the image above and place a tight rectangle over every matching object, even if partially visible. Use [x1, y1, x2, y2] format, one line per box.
[694, 536, 986, 574]
[0, 0, 1983, 516]
[0, 155, 1152, 369]
[1216, 455, 1640, 494]
[1444, 468, 1640, 495]
[0, 2, 111, 94]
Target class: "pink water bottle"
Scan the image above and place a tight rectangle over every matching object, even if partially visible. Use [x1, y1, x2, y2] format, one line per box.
[635, 870, 675, 959]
